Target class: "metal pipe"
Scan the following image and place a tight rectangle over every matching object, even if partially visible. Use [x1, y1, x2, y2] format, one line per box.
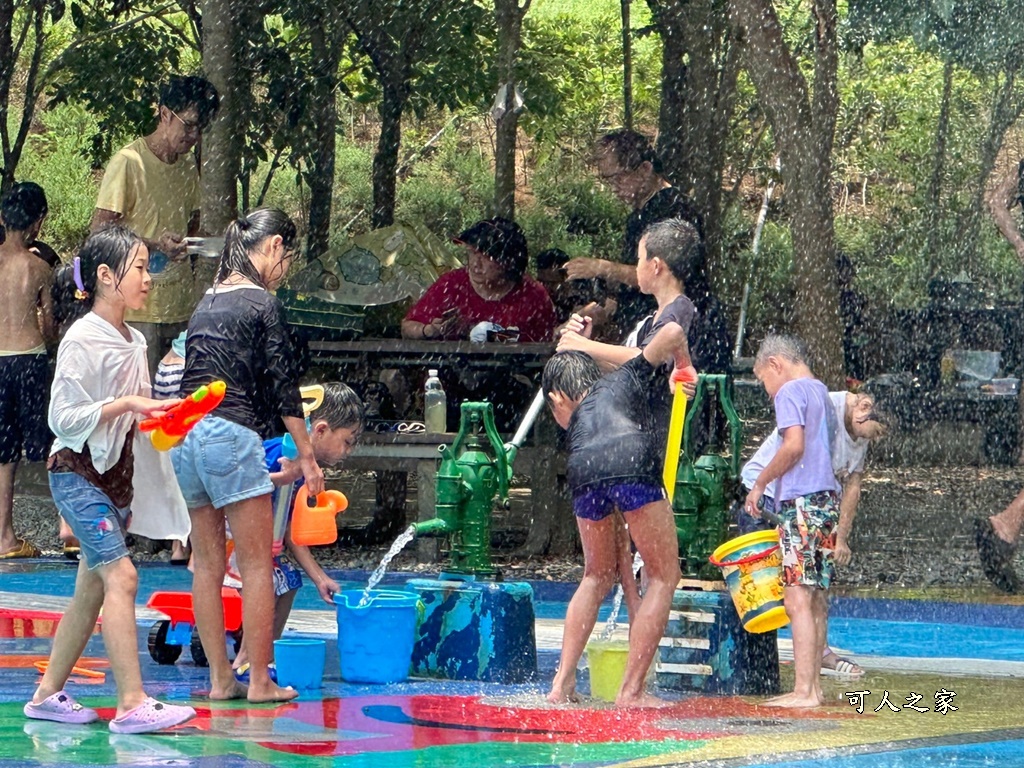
[734, 156, 779, 360]
[508, 389, 546, 450]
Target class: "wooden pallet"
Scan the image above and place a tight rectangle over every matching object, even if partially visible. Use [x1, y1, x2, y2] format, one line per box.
[676, 578, 726, 591]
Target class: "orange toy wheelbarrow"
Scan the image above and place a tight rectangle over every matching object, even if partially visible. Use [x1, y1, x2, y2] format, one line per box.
[145, 588, 243, 667]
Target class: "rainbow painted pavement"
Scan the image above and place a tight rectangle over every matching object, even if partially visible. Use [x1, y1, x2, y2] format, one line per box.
[2, 561, 1024, 768]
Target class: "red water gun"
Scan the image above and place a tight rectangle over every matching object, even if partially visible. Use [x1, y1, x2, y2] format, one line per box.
[140, 380, 227, 451]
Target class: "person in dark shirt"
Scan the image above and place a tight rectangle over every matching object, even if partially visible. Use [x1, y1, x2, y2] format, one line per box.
[536, 247, 605, 325]
[542, 321, 692, 708]
[171, 207, 323, 705]
[558, 218, 730, 459]
[564, 130, 704, 339]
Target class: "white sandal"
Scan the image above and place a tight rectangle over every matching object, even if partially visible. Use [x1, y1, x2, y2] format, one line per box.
[821, 650, 864, 679]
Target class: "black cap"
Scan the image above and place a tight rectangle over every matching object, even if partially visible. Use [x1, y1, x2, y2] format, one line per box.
[454, 217, 528, 281]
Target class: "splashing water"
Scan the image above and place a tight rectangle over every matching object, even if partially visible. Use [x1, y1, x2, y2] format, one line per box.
[600, 550, 644, 640]
[361, 524, 417, 605]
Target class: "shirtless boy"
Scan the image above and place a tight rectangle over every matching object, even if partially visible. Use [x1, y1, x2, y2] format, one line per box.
[0, 181, 54, 558]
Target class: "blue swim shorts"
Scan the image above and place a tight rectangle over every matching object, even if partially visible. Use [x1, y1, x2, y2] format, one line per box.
[572, 481, 666, 522]
[171, 416, 273, 510]
[49, 471, 131, 570]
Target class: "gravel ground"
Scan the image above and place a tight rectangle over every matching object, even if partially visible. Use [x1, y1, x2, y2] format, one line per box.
[10, 460, 1023, 591]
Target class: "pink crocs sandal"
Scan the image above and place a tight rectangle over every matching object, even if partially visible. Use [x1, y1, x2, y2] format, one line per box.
[108, 697, 196, 734]
[23, 690, 99, 724]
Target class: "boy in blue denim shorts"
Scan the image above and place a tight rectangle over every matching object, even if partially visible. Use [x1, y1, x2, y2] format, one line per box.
[542, 321, 691, 707]
[745, 334, 841, 708]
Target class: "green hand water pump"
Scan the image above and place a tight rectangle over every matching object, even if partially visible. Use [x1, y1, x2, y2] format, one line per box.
[672, 373, 743, 579]
[413, 393, 546, 577]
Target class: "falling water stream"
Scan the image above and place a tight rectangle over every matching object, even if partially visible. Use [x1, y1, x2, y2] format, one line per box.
[361, 524, 417, 605]
[600, 550, 644, 640]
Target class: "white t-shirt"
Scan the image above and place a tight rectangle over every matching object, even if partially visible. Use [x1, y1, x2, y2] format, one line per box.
[48, 312, 190, 542]
[829, 390, 869, 481]
[742, 390, 865, 496]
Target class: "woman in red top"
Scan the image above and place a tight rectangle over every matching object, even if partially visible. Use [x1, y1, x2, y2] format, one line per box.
[402, 217, 557, 343]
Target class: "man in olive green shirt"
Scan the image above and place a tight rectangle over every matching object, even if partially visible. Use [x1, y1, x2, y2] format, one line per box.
[93, 76, 219, 371]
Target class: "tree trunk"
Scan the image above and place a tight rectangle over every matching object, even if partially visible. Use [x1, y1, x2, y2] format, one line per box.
[200, 0, 244, 234]
[493, 0, 529, 220]
[729, 0, 844, 385]
[649, 0, 739, 265]
[0, 1, 44, 193]
[960, 71, 1024, 274]
[372, 81, 406, 229]
[306, 22, 345, 260]
[925, 59, 954, 278]
[621, 0, 633, 130]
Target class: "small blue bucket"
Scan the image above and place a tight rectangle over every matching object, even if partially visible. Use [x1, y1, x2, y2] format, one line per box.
[335, 589, 422, 684]
[273, 638, 325, 690]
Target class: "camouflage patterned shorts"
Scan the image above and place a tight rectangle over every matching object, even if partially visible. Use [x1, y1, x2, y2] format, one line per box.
[777, 491, 840, 589]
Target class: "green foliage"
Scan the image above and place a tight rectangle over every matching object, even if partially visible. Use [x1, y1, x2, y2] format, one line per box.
[517, 12, 661, 143]
[18, 102, 99, 254]
[395, 131, 491, 237]
[847, 0, 1024, 73]
[331, 140, 375, 231]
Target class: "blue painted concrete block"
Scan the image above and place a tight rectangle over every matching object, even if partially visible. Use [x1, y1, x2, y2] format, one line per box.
[407, 578, 537, 683]
[657, 588, 780, 695]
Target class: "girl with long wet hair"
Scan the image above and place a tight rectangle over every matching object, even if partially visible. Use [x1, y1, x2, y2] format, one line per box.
[171, 207, 323, 704]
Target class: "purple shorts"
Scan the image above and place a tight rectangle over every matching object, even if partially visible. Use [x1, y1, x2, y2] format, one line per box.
[572, 481, 666, 522]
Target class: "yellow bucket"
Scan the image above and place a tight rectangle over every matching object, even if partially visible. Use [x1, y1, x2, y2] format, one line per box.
[709, 529, 789, 633]
[586, 640, 629, 702]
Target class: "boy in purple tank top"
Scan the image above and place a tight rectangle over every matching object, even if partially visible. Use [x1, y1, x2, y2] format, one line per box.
[745, 334, 839, 708]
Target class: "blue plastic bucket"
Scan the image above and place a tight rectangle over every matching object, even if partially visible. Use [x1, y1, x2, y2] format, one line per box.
[335, 589, 421, 683]
[273, 638, 325, 690]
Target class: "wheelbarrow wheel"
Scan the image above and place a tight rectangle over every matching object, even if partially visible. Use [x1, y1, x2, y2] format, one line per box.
[190, 630, 209, 667]
[147, 620, 183, 665]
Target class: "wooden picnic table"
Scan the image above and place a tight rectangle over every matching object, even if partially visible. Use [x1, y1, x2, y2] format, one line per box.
[307, 339, 555, 369]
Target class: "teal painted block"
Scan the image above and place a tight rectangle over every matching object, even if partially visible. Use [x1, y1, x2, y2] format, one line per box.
[407, 578, 537, 683]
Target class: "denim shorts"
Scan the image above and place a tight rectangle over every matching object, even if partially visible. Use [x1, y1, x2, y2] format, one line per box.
[572, 481, 666, 521]
[49, 471, 130, 570]
[171, 416, 273, 509]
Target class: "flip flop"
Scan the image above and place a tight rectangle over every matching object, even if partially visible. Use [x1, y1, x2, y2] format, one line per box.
[108, 698, 196, 735]
[974, 518, 1021, 594]
[0, 539, 40, 559]
[821, 649, 865, 679]
[63, 544, 81, 561]
[23, 690, 99, 724]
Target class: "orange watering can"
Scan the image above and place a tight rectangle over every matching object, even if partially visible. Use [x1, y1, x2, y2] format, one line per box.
[291, 489, 349, 546]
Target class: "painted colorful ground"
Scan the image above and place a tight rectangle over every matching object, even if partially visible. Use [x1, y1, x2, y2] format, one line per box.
[2, 560, 1024, 768]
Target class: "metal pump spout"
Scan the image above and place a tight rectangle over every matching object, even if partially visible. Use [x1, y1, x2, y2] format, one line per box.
[412, 517, 451, 537]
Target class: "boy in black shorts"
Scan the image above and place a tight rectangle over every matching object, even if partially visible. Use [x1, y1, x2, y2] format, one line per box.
[0, 182, 53, 559]
[542, 321, 692, 707]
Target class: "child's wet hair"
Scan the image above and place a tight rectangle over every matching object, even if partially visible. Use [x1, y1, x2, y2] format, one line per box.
[313, 382, 364, 431]
[642, 218, 705, 286]
[755, 334, 808, 367]
[1, 181, 47, 231]
[217, 207, 297, 288]
[542, 351, 601, 402]
[56, 224, 143, 324]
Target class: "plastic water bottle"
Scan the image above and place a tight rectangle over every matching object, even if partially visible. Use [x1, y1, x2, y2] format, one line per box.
[424, 369, 447, 433]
